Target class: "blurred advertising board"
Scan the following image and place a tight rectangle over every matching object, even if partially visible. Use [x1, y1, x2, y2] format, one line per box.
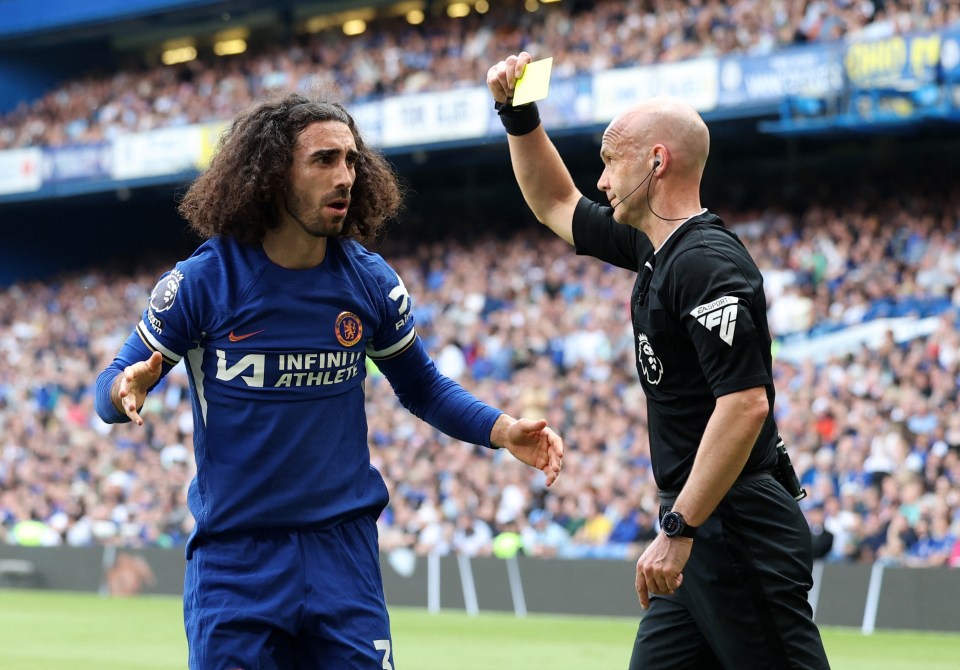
[537, 73, 594, 129]
[718, 44, 845, 107]
[380, 88, 491, 148]
[593, 59, 719, 121]
[0, 148, 42, 195]
[350, 102, 384, 149]
[196, 122, 229, 170]
[940, 29, 960, 81]
[111, 126, 204, 180]
[844, 32, 942, 89]
[42, 144, 112, 183]
[7, 27, 960, 202]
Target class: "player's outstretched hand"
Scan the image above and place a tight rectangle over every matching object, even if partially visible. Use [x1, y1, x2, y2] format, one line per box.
[114, 351, 163, 426]
[487, 52, 533, 104]
[497, 417, 564, 487]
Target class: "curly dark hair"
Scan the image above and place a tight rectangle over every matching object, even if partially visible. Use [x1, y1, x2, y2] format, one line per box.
[178, 92, 404, 246]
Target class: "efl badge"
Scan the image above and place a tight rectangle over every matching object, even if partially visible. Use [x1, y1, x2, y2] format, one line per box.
[335, 311, 363, 347]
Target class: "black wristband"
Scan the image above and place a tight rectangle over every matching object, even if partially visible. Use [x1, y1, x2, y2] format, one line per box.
[495, 100, 541, 136]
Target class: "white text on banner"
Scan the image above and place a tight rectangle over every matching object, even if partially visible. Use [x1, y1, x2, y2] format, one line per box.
[381, 88, 491, 148]
[349, 102, 383, 149]
[112, 126, 204, 180]
[592, 59, 719, 123]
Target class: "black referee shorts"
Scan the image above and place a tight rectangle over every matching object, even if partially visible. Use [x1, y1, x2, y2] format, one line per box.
[629, 475, 830, 670]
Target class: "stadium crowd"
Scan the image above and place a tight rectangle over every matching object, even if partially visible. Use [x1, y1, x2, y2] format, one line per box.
[2, 185, 959, 569]
[2, 0, 958, 150]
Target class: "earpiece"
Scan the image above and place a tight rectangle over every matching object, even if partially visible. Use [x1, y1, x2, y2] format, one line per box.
[646, 154, 689, 222]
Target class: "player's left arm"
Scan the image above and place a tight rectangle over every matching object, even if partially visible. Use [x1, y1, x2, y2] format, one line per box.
[367, 262, 560, 485]
[374, 337, 562, 486]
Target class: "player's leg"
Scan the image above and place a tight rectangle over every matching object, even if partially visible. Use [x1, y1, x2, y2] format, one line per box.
[691, 478, 830, 670]
[628, 594, 720, 670]
[184, 532, 301, 670]
[297, 515, 396, 668]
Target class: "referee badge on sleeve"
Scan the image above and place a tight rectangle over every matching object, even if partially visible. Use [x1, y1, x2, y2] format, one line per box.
[690, 296, 739, 346]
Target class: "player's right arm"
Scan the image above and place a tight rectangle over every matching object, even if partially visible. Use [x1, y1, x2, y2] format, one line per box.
[106, 351, 163, 426]
[95, 333, 175, 426]
[487, 52, 581, 245]
[95, 253, 217, 426]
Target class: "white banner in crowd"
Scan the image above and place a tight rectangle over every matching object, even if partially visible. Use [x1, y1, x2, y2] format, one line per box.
[111, 126, 204, 180]
[592, 59, 719, 122]
[776, 316, 942, 364]
[380, 88, 491, 148]
[0, 147, 42, 195]
[350, 102, 384, 149]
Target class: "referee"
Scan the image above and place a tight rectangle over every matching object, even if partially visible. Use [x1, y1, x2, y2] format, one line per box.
[487, 53, 830, 669]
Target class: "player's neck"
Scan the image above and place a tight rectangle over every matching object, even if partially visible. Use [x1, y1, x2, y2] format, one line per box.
[263, 226, 328, 269]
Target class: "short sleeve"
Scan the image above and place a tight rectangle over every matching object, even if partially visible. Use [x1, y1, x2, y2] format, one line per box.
[136, 260, 217, 365]
[572, 197, 650, 271]
[668, 246, 771, 397]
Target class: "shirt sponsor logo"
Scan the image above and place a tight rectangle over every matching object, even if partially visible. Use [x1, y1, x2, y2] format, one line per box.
[637, 332, 663, 385]
[228, 328, 265, 342]
[335, 312, 363, 347]
[691, 295, 739, 346]
[214, 349, 363, 388]
[147, 310, 164, 334]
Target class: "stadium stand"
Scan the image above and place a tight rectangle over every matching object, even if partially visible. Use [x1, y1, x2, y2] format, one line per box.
[1, 187, 958, 565]
[2, 0, 958, 150]
[0, 0, 958, 573]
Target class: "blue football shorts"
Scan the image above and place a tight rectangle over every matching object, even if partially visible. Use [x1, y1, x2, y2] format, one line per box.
[183, 514, 395, 669]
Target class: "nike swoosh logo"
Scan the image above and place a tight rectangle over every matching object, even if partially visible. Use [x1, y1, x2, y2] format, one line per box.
[228, 329, 265, 342]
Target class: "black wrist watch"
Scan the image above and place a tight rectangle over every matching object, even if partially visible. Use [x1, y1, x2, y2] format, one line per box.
[661, 511, 698, 538]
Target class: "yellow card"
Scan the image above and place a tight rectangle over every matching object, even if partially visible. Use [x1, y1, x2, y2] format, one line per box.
[512, 57, 553, 106]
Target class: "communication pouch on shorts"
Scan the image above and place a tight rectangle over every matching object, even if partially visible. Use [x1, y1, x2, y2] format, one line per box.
[774, 435, 807, 501]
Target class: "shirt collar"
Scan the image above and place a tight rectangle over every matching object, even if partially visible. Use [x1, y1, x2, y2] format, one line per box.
[653, 208, 710, 256]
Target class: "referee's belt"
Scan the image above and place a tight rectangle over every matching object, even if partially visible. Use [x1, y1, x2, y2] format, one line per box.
[658, 469, 775, 506]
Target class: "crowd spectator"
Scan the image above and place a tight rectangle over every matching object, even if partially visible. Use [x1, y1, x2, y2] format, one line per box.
[2, 182, 959, 568]
[3, 0, 959, 150]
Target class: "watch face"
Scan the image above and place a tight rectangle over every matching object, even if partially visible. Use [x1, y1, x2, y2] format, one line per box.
[662, 512, 682, 536]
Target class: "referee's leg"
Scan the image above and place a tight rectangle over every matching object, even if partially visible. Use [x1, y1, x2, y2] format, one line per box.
[699, 478, 831, 670]
[629, 594, 721, 670]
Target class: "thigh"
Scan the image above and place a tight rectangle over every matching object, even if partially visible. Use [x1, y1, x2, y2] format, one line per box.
[184, 532, 302, 670]
[629, 595, 720, 670]
[686, 480, 830, 670]
[298, 515, 395, 669]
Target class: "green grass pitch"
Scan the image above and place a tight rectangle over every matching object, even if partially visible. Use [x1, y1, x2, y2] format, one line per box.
[1, 589, 957, 669]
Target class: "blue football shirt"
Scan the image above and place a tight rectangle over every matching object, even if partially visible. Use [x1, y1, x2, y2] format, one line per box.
[102, 236, 425, 548]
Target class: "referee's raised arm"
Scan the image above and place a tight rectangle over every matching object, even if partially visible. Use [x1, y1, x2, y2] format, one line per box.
[487, 52, 581, 246]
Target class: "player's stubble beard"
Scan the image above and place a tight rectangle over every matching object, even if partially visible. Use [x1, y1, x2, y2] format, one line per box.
[283, 188, 349, 238]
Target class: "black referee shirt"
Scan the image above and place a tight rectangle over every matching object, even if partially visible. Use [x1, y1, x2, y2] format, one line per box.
[573, 197, 778, 491]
